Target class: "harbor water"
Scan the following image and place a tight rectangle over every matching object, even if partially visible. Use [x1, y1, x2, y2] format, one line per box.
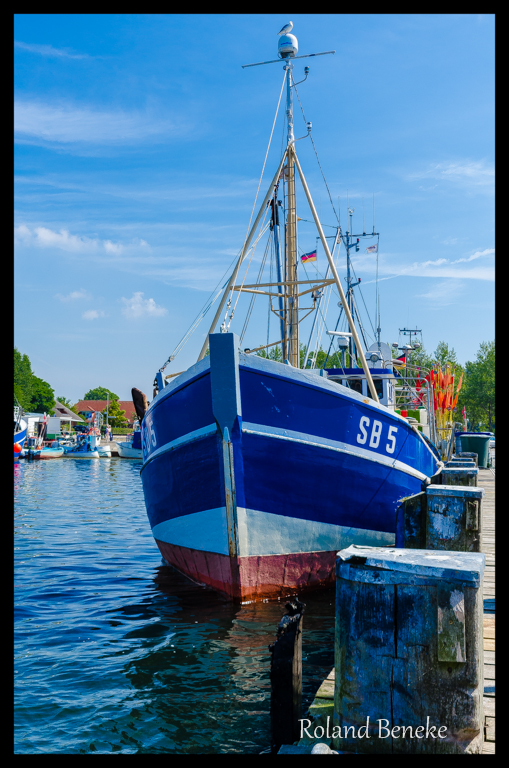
[14, 459, 335, 754]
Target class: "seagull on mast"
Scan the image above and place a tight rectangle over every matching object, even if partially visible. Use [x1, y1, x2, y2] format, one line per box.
[277, 21, 293, 36]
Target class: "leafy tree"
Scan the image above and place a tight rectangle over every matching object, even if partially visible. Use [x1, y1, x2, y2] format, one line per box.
[14, 348, 55, 413]
[459, 341, 495, 431]
[56, 396, 73, 407]
[14, 348, 34, 409]
[103, 399, 128, 428]
[83, 386, 119, 401]
[30, 376, 55, 414]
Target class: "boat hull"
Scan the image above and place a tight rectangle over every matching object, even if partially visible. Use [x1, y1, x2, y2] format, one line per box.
[39, 448, 64, 459]
[14, 418, 27, 461]
[141, 333, 441, 602]
[63, 450, 100, 458]
[117, 443, 142, 459]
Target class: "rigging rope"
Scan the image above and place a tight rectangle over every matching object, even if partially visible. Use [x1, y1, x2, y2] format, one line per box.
[158, 249, 243, 371]
[292, 78, 339, 224]
[239, 230, 272, 345]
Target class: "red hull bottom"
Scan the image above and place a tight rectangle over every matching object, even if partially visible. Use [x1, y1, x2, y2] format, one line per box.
[155, 539, 337, 602]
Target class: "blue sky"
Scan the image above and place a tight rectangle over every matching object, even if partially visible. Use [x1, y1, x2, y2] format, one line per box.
[14, 14, 494, 403]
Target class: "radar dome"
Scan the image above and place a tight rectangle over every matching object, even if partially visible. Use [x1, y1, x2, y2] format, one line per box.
[278, 33, 298, 59]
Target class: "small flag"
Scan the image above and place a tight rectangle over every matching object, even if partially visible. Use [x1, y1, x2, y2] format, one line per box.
[301, 250, 317, 263]
[366, 244, 378, 253]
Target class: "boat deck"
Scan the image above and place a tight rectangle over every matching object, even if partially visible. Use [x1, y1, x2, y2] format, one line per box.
[299, 457, 496, 754]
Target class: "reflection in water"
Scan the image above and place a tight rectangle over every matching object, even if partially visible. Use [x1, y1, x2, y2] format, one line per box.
[14, 460, 335, 754]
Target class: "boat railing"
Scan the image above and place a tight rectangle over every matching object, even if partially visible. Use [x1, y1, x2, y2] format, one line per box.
[384, 361, 439, 446]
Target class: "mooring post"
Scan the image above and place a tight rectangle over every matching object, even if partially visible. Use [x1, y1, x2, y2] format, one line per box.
[396, 484, 485, 552]
[334, 545, 485, 754]
[426, 484, 485, 552]
[269, 598, 305, 754]
[395, 491, 427, 548]
[458, 452, 478, 467]
[441, 466, 478, 487]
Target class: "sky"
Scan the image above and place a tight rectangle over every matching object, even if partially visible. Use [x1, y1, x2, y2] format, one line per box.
[14, 14, 494, 403]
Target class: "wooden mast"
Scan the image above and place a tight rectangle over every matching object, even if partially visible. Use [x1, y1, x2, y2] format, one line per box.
[284, 62, 300, 367]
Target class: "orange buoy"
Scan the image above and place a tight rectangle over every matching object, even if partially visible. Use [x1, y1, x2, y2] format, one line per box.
[14, 443, 22, 454]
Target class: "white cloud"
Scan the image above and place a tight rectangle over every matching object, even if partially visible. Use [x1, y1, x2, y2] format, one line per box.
[416, 280, 464, 306]
[408, 159, 494, 191]
[120, 292, 167, 319]
[352, 247, 494, 282]
[14, 99, 182, 145]
[104, 240, 124, 255]
[82, 309, 106, 320]
[56, 290, 92, 302]
[14, 224, 146, 256]
[15, 40, 90, 60]
[451, 248, 494, 264]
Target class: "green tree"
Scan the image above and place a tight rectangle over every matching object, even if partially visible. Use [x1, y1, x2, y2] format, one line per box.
[459, 341, 495, 431]
[14, 347, 34, 409]
[84, 386, 119, 401]
[56, 396, 73, 407]
[103, 399, 128, 428]
[30, 376, 55, 414]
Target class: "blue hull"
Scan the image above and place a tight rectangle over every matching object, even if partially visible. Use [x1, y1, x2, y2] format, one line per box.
[140, 333, 441, 600]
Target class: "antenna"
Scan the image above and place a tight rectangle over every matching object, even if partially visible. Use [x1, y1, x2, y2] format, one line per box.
[362, 197, 365, 235]
[372, 193, 375, 235]
[242, 50, 335, 68]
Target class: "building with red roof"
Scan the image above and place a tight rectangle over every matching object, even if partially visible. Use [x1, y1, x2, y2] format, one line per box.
[73, 400, 137, 427]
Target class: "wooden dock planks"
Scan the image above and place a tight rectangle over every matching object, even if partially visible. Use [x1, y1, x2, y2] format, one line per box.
[479, 466, 495, 754]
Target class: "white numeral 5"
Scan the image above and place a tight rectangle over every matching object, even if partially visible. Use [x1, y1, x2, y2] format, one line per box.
[386, 426, 398, 454]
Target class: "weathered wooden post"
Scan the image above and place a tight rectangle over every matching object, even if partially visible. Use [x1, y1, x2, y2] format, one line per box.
[441, 466, 478, 487]
[396, 485, 484, 552]
[426, 485, 484, 552]
[334, 545, 485, 754]
[269, 598, 305, 754]
[458, 452, 478, 467]
[395, 491, 427, 549]
[446, 459, 475, 468]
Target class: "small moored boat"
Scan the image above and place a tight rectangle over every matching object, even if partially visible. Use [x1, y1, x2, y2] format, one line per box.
[63, 433, 100, 458]
[117, 422, 142, 459]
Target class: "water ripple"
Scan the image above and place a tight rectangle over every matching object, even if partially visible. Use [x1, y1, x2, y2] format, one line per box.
[15, 459, 335, 753]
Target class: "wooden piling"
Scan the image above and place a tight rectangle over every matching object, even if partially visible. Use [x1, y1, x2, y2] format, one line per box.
[334, 546, 485, 754]
[426, 485, 484, 552]
[441, 466, 478, 487]
[395, 491, 427, 549]
[269, 598, 305, 754]
[458, 452, 478, 467]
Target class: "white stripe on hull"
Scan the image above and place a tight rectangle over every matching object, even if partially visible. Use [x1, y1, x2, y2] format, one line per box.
[142, 420, 433, 483]
[151, 507, 395, 558]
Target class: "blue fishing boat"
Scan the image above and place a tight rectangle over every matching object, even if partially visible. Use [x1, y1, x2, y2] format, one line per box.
[14, 406, 27, 461]
[62, 432, 100, 458]
[138, 24, 442, 602]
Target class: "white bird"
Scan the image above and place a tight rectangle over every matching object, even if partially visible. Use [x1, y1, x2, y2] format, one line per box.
[277, 21, 293, 36]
